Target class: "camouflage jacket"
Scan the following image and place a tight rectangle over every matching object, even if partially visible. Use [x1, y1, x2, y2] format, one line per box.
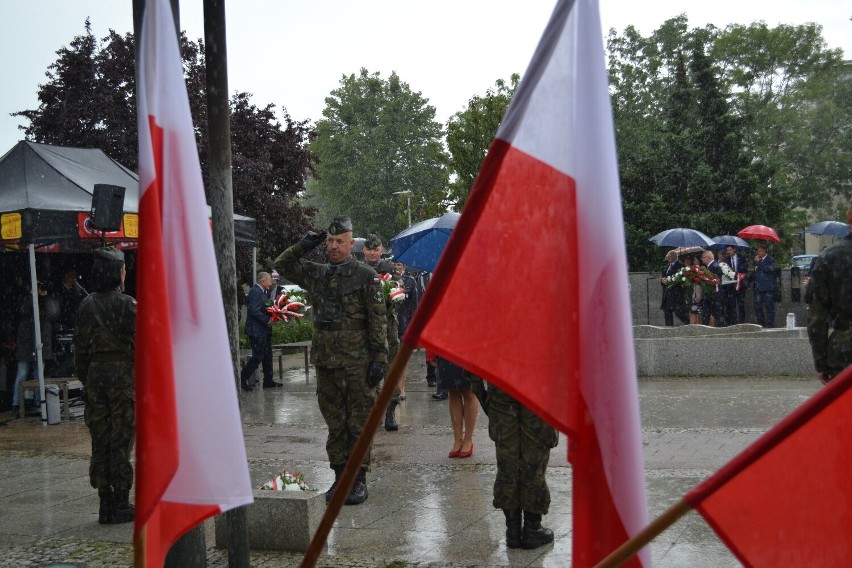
[365, 259, 400, 353]
[275, 243, 387, 368]
[73, 290, 136, 388]
[807, 234, 852, 372]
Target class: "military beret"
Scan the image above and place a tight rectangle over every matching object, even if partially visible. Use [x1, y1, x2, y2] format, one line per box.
[94, 247, 125, 263]
[364, 233, 383, 249]
[327, 216, 353, 235]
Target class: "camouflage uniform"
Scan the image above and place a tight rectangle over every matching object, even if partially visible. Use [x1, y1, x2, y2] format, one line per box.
[275, 242, 387, 469]
[806, 234, 852, 381]
[366, 258, 402, 395]
[73, 290, 136, 495]
[469, 374, 558, 549]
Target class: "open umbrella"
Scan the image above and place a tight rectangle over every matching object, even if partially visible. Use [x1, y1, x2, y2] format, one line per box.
[711, 235, 750, 250]
[738, 225, 780, 243]
[389, 212, 460, 272]
[649, 228, 715, 248]
[804, 221, 850, 238]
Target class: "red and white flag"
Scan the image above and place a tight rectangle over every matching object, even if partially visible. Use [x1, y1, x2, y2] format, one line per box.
[685, 365, 852, 566]
[402, 0, 648, 565]
[135, 0, 252, 565]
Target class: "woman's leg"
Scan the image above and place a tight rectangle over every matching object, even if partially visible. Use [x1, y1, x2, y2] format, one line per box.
[448, 388, 464, 452]
[460, 387, 479, 452]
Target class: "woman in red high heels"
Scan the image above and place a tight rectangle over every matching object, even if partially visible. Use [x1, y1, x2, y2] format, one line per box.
[436, 356, 479, 458]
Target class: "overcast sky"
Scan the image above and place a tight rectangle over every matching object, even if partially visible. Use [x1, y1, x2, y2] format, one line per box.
[1, 0, 849, 156]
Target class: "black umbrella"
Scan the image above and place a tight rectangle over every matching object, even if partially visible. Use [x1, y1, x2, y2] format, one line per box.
[804, 221, 850, 238]
[649, 228, 715, 248]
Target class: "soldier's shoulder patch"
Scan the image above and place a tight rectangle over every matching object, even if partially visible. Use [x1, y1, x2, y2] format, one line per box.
[375, 289, 384, 302]
[373, 276, 381, 284]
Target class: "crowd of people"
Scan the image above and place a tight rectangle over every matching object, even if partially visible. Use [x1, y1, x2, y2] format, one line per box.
[660, 243, 776, 327]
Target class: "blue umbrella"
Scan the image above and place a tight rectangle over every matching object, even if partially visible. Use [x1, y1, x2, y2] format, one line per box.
[649, 228, 715, 248]
[711, 235, 751, 250]
[389, 212, 460, 272]
[805, 221, 850, 238]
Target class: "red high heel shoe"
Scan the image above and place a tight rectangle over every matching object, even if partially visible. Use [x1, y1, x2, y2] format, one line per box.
[448, 448, 461, 458]
[458, 443, 474, 459]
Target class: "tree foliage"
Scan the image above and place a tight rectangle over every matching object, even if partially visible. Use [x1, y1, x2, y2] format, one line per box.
[445, 76, 518, 210]
[308, 69, 448, 240]
[607, 16, 849, 270]
[13, 21, 318, 283]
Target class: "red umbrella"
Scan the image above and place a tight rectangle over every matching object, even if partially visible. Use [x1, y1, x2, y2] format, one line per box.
[738, 224, 780, 243]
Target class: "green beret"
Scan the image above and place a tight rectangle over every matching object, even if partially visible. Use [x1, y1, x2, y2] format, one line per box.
[328, 216, 353, 235]
[94, 247, 125, 263]
[364, 233, 383, 249]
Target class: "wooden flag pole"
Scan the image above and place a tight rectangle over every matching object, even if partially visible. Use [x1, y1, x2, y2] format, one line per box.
[593, 498, 693, 568]
[300, 343, 415, 568]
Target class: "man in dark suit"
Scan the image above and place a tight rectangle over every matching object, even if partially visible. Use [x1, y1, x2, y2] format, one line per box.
[701, 250, 724, 326]
[753, 244, 777, 327]
[660, 250, 687, 326]
[240, 271, 279, 390]
[725, 245, 749, 324]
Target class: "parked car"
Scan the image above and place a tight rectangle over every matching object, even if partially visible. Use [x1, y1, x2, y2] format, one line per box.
[788, 254, 818, 273]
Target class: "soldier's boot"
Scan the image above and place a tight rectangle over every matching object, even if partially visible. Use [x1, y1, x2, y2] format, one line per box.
[521, 511, 554, 549]
[98, 487, 114, 524]
[325, 465, 344, 503]
[345, 468, 368, 505]
[384, 400, 399, 431]
[503, 509, 523, 549]
[109, 490, 135, 524]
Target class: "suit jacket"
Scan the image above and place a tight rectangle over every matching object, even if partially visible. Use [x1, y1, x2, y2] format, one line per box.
[753, 255, 776, 292]
[727, 253, 749, 275]
[706, 261, 723, 297]
[245, 283, 271, 338]
[660, 260, 684, 309]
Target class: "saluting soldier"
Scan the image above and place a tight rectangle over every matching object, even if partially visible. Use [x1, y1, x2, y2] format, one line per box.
[469, 374, 558, 550]
[807, 202, 852, 384]
[275, 217, 387, 505]
[362, 233, 403, 431]
[73, 247, 136, 524]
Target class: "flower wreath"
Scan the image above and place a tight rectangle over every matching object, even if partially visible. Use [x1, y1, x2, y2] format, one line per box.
[258, 471, 313, 492]
[667, 264, 720, 293]
[266, 292, 306, 324]
[378, 273, 407, 303]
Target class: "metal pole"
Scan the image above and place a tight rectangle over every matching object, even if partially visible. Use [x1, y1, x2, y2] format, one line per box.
[393, 190, 412, 227]
[28, 244, 47, 425]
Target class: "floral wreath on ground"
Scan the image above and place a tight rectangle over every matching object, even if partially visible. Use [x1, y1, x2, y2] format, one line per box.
[258, 471, 314, 492]
[666, 264, 720, 293]
[266, 292, 307, 324]
[377, 272, 407, 303]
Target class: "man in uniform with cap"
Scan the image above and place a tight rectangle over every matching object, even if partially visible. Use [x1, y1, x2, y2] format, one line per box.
[363, 233, 403, 431]
[807, 202, 852, 384]
[275, 217, 387, 505]
[74, 247, 137, 524]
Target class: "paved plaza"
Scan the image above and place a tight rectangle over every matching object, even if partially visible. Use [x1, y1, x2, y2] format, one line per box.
[0, 350, 821, 567]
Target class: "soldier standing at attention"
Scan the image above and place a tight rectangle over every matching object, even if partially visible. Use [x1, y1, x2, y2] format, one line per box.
[807, 202, 852, 384]
[362, 233, 403, 431]
[73, 248, 136, 524]
[275, 217, 387, 505]
[469, 374, 558, 549]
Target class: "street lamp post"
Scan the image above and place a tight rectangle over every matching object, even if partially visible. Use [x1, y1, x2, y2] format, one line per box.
[393, 190, 412, 227]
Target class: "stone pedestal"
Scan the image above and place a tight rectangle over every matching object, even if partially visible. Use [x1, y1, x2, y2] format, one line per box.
[214, 489, 325, 552]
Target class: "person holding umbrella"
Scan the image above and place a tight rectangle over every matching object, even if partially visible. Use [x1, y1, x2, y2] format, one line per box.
[753, 244, 777, 327]
[725, 245, 749, 324]
[660, 250, 687, 326]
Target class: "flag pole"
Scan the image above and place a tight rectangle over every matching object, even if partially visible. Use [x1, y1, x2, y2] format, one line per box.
[593, 498, 693, 568]
[300, 343, 414, 568]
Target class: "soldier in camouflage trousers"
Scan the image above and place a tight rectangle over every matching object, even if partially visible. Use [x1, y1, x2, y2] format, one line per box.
[362, 233, 403, 431]
[275, 217, 387, 506]
[469, 374, 559, 549]
[73, 248, 136, 525]
[807, 203, 852, 384]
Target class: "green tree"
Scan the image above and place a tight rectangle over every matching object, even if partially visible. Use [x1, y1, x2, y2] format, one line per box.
[13, 22, 318, 283]
[308, 69, 448, 238]
[445, 75, 518, 209]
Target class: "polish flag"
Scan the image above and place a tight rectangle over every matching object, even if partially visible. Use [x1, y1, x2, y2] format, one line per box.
[686, 365, 852, 566]
[402, 0, 649, 565]
[135, 0, 253, 566]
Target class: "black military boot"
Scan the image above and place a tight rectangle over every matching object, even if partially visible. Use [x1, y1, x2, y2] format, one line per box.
[384, 400, 399, 431]
[504, 509, 523, 548]
[522, 511, 554, 549]
[345, 468, 368, 505]
[325, 465, 344, 503]
[98, 487, 113, 524]
[110, 490, 135, 524]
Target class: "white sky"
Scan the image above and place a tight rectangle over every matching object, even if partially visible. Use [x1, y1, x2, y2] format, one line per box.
[1, 0, 849, 156]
